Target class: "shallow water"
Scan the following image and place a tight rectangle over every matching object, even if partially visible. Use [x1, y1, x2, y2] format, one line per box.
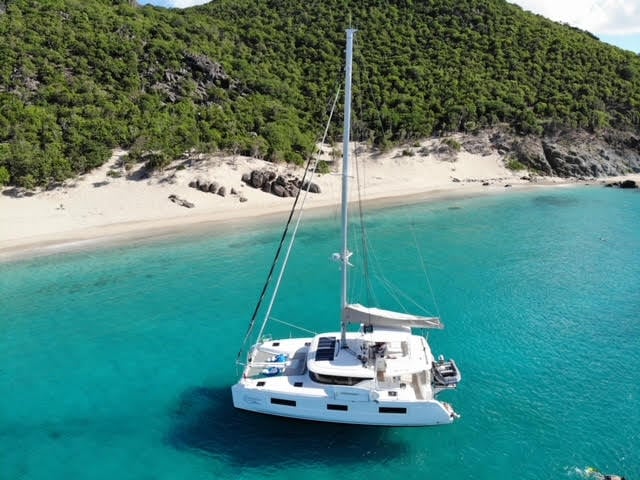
[2, 186, 639, 479]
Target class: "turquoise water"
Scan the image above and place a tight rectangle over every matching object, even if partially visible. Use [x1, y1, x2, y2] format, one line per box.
[1, 186, 639, 479]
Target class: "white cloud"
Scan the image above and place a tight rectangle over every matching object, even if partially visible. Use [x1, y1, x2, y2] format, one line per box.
[508, 0, 640, 35]
[166, 0, 210, 6]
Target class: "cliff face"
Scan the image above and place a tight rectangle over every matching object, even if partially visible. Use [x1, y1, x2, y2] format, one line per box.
[489, 129, 640, 178]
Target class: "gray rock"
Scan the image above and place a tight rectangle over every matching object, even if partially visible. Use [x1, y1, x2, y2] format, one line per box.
[184, 52, 230, 88]
[243, 170, 322, 197]
[271, 183, 286, 197]
[250, 170, 266, 188]
[302, 181, 321, 193]
[493, 128, 640, 178]
[168, 194, 194, 208]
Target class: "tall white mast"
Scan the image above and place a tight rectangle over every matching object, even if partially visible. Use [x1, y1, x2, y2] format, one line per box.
[340, 28, 356, 346]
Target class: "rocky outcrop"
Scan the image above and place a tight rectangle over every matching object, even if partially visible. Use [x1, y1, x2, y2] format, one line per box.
[241, 169, 321, 198]
[188, 178, 231, 197]
[605, 179, 638, 189]
[150, 52, 232, 103]
[184, 53, 230, 89]
[490, 129, 640, 178]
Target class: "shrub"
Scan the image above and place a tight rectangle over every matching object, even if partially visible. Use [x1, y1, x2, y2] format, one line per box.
[17, 174, 37, 190]
[506, 157, 527, 171]
[144, 152, 172, 171]
[316, 160, 330, 174]
[0, 166, 10, 186]
[442, 138, 462, 151]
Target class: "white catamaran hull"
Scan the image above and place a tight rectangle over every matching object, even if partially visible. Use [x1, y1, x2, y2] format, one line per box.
[231, 334, 459, 427]
[231, 383, 456, 426]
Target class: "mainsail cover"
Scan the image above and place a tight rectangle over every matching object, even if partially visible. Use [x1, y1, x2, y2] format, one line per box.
[344, 303, 443, 329]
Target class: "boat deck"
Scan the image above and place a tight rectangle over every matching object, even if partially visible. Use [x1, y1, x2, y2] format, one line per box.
[241, 334, 436, 403]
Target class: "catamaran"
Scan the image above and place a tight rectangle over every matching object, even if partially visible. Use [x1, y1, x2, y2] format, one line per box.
[231, 29, 461, 426]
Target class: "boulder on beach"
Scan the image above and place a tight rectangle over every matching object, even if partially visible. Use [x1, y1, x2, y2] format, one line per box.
[168, 194, 194, 208]
[243, 169, 322, 198]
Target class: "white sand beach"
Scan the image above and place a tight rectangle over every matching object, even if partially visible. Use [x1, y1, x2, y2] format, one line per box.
[1, 138, 634, 262]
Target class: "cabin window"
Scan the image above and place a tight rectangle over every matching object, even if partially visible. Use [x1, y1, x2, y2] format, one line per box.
[271, 398, 296, 407]
[257, 381, 265, 387]
[327, 404, 348, 411]
[294, 382, 303, 387]
[309, 371, 370, 386]
[379, 407, 407, 414]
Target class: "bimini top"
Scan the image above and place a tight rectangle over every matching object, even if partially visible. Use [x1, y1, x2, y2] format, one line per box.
[344, 303, 443, 329]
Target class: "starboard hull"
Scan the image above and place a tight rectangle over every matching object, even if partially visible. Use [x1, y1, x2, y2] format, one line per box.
[231, 382, 457, 427]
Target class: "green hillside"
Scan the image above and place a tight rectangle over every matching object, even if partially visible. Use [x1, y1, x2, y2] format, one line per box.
[1, 0, 639, 187]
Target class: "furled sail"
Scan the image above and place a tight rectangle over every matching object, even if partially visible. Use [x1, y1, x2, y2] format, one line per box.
[344, 303, 443, 329]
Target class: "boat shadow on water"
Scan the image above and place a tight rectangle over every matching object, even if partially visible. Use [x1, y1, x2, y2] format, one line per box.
[165, 386, 410, 466]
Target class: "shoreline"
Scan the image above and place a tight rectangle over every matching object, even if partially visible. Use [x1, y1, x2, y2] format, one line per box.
[0, 182, 583, 264]
[1, 142, 636, 263]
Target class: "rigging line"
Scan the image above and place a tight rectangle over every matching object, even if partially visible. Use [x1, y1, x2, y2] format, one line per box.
[363, 224, 436, 316]
[376, 271, 432, 315]
[269, 317, 317, 335]
[357, 220, 431, 315]
[254, 85, 342, 345]
[351, 117, 377, 308]
[348, 44, 382, 308]
[236, 84, 343, 363]
[346, 41, 435, 318]
[410, 222, 442, 319]
[348, 146, 371, 319]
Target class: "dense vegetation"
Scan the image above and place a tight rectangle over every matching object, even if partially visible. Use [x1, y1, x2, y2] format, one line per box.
[1, 0, 639, 187]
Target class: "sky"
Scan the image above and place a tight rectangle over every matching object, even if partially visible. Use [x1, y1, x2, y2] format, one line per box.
[139, 0, 640, 53]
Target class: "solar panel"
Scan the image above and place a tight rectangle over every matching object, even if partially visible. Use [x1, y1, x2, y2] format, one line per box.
[315, 336, 337, 361]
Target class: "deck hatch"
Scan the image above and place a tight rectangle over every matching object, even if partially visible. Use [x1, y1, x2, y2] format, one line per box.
[315, 336, 337, 361]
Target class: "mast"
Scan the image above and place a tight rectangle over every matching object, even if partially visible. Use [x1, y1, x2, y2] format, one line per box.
[340, 28, 356, 346]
